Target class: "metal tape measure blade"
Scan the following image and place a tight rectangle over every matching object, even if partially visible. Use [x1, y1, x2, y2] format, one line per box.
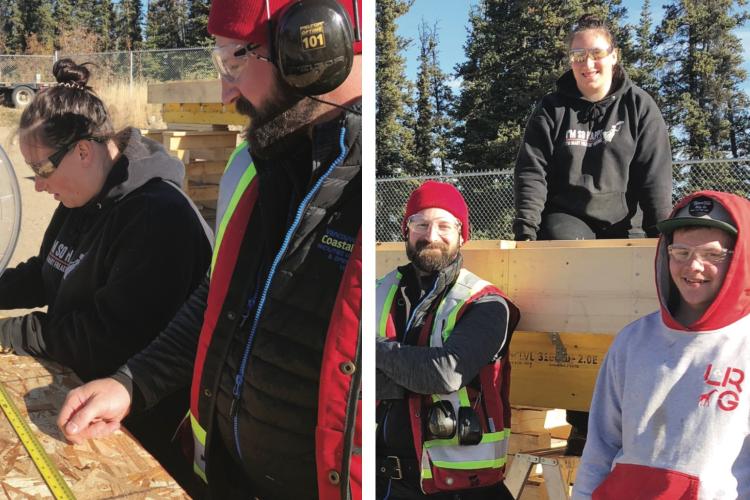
[0, 381, 75, 500]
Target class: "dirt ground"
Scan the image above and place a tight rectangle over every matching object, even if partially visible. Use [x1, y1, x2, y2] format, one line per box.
[0, 125, 58, 268]
[0, 119, 58, 316]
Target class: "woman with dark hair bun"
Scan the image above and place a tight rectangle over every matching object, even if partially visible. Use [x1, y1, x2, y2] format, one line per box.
[0, 58, 212, 487]
[513, 15, 674, 456]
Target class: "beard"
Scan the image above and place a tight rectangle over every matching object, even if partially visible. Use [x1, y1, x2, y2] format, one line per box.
[235, 75, 321, 159]
[406, 239, 460, 274]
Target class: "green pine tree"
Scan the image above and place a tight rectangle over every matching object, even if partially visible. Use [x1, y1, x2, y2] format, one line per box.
[624, 0, 662, 101]
[657, 0, 750, 196]
[376, 0, 416, 176]
[185, 0, 211, 47]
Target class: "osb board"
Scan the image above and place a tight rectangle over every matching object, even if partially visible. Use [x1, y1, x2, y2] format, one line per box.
[0, 354, 188, 499]
[375, 239, 659, 333]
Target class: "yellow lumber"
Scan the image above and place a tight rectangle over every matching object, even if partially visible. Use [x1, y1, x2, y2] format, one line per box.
[148, 80, 222, 104]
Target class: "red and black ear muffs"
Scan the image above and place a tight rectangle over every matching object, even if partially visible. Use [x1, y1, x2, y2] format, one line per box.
[269, 0, 356, 96]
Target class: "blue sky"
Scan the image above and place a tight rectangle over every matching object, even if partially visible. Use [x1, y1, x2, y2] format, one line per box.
[396, 0, 750, 93]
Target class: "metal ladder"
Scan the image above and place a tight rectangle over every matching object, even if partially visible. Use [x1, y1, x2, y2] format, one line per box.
[504, 448, 579, 500]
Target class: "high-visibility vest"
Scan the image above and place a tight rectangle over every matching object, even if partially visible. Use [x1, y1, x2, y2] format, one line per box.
[376, 267, 516, 494]
[189, 141, 256, 483]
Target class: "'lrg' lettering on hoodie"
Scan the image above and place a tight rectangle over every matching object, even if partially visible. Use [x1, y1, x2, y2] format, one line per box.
[702, 364, 744, 411]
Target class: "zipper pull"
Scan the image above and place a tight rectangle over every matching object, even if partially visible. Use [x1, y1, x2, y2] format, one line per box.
[230, 397, 240, 418]
[233, 374, 243, 399]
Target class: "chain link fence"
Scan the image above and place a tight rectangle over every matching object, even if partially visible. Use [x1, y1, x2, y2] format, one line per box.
[376, 158, 750, 241]
[0, 47, 215, 87]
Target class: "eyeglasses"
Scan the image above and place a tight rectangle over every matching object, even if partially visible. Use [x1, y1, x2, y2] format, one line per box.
[27, 137, 105, 178]
[407, 217, 462, 237]
[667, 244, 734, 265]
[27, 141, 78, 178]
[568, 46, 614, 64]
[211, 43, 273, 83]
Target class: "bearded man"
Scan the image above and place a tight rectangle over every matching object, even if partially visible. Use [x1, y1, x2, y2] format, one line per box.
[375, 181, 519, 499]
[57, 1, 362, 499]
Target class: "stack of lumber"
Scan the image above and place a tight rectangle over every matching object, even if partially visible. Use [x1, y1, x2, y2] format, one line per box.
[141, 128, 240, 227]
[0, 354, 187, 498]
[146, 80, 247, 227]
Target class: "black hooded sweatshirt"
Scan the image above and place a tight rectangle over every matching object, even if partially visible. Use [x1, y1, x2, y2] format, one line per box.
[513, 68, 673, 240]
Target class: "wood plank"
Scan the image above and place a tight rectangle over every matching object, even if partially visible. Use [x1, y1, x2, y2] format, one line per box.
[148, 80, 222, 104]
[376, 239, 659, 333]
[0, 354, 187, 498]
[187, 185, 219, 202]
[163, 131, 240, 151]
[509, 332, 614, 410]
[162, 111, 246, 126]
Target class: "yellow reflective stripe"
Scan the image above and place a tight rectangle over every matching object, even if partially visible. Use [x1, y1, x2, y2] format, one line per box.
[458, 387, 470, 407]
[424, 429, 509, 448]
[225, 140, 248, 172]
[422, 467, 433, 479]
[378, 272, 401, 337]
[431, 457, 507, 470]
[431, 394, 441, 403]
[190, 412, 207, 445]
[442, 298, 466, 341]
[210, 162, 257, 274]
[193, 463, 208, 482]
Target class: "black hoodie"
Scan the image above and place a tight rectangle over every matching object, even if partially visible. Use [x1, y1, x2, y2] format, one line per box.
[513, 68, 673, 240]
[0, 128, 212, 381]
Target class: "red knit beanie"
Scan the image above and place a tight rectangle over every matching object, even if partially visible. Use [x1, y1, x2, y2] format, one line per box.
[208, 0, 362, 54]
[402, 181, 470, 241]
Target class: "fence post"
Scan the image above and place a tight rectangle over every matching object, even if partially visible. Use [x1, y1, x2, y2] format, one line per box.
[53, 50, 58, 63]
[129, 51, 134, 95]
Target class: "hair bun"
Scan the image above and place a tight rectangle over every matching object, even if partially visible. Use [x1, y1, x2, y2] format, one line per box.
[52, 58, 91, 89]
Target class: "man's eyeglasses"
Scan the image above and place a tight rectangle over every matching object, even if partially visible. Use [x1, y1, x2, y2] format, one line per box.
[27, 141, 78, 178]
[568, 46, 614, 64]
[211, 43, 273, 83]
[407, 217, 461, 237]
[667, 244, 734, 265]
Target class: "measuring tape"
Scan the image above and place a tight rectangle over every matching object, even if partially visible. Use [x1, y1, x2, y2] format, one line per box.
[0, 381, 76, 500]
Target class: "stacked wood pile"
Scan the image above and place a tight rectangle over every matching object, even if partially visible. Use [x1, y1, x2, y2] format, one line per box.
[147, 80, 246, 228]
[0, 354, 187, 498]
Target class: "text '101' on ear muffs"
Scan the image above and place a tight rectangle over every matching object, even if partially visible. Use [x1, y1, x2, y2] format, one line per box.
[273, 0, 354, 96]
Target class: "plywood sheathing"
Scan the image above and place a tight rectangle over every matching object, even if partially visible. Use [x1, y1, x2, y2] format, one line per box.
[0, 354, 189, 499]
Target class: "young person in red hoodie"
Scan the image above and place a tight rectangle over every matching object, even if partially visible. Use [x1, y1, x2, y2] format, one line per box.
[574, 191, 750, 499]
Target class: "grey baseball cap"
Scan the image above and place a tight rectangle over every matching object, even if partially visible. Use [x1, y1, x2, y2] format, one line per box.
[657, 196, 738, 236]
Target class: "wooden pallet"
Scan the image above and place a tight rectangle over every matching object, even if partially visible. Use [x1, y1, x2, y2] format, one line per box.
[0, 354, 187, 498]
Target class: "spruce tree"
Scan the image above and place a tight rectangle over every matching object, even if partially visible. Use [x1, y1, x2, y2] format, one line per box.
[626, 0, 661, 100]
[376, 0, 416, 176]
[413, 20, 437, 175]
[657, 0, 749, 196]
[185, 0, 211, 47]
[145, 0, 187, 49]
[118, 0, 144, 50]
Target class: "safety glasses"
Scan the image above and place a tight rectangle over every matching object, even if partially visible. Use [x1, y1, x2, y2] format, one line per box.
[667, 244, 734, 265]
[407, 216, 462, 237]
[27, 141, 78, 178]
[568, 46, 614, 64]
[211, 43, 273, 83]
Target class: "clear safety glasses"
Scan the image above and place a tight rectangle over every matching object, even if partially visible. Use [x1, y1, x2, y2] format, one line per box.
[211, 43, 272, 83]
